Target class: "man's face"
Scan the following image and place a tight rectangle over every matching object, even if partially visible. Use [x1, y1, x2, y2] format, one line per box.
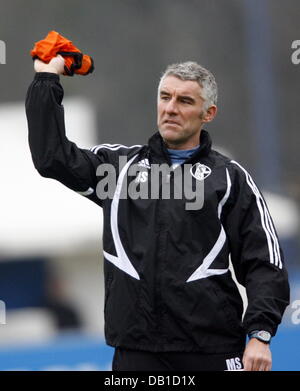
[157, 76, 216, 149]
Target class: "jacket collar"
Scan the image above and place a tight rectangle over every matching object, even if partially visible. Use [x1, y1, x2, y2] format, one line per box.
[147, 129, 212, 164]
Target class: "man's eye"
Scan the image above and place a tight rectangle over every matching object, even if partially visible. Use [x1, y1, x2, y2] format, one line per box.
[161, 96, 170, 100]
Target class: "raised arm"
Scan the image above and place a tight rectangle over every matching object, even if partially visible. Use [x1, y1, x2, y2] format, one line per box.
[26, 56, 108, 203]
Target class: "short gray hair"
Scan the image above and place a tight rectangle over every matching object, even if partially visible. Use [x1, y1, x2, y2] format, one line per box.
[158, 61, 218, 111]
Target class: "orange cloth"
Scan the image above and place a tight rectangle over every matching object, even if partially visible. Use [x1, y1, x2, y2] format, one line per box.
[31, 31, 94, 76]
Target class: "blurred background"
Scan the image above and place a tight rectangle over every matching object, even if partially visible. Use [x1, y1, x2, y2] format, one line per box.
[0, 0, 299, 370]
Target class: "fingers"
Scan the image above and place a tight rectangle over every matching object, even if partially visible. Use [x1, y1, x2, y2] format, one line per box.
[34, 58, 46, 73]
[33, 55, 65, 74]
[48, 55, 65, 74]
[242, 354, 253, 371]
[242, 350, 272, 371]
[258, 357, 272, 371]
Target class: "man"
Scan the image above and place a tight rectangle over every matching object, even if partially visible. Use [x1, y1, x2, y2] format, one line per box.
[26, 57, 289, 371]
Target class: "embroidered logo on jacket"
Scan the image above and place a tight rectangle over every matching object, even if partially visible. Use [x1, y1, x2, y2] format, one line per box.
[190, 163, 211, 181]
[137, 159, 150, 169]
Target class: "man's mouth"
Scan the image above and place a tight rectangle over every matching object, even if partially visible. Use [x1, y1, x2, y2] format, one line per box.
[164, 119, 180, 126]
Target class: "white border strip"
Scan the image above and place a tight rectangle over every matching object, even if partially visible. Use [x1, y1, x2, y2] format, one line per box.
[231, 160, 282, 269]
[76, 187, 94, 196]
[91, 144, 142, 154]
[187, 168, 231, 282]
[104, 154, 140, 280]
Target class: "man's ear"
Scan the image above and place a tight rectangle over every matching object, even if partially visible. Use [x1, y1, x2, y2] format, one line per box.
[202, 105, 217, 123]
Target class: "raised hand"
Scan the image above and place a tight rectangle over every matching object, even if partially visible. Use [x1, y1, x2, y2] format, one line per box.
[34, 55, 65, 74]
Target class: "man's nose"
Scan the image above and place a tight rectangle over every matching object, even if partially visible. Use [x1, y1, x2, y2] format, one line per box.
[165, 98, 178, 114]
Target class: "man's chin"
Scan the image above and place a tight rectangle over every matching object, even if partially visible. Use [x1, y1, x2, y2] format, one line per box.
[159, 127, 182, 142]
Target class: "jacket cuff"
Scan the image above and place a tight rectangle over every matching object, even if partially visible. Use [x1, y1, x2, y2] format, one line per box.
[34, 72, 60, 81]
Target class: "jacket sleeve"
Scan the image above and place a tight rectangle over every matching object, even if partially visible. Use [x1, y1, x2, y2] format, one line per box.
[223, 160, 290, 337]
[25, 72, 111, 204]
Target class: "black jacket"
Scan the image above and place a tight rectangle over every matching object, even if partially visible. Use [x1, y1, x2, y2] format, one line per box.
[26, 73, 290, 354]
